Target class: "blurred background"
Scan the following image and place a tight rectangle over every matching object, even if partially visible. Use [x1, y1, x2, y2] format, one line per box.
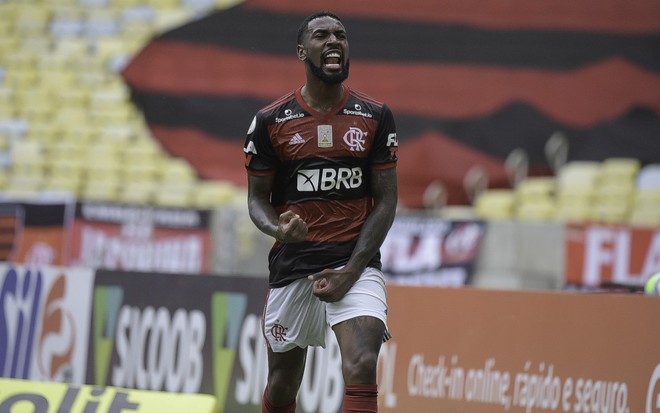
[0, 0, 659, 411]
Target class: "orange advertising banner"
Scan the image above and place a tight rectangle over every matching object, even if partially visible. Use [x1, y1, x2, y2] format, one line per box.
[565, 223, 660, 288]
[379, 286, 660, 413]
[0, 201, 73, 266]
[68, 202, 213, 273]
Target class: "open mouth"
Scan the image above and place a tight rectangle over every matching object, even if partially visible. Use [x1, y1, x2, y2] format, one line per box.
[323, 51, 342, 71]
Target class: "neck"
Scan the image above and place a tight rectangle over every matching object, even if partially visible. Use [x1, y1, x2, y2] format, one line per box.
[301, 80, 344, 114]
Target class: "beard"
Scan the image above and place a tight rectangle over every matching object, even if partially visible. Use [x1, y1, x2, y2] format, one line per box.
[307, 58, 350, 84]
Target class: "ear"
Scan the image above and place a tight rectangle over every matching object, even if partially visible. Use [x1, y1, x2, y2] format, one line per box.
[297, 44, 306, 61]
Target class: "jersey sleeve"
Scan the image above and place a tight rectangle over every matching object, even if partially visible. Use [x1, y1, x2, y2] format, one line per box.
[244, 112, 278, 175]
[370, 104, 398, 169]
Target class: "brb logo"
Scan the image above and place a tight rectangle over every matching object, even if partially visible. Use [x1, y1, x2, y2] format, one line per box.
[297, 167, 363, 192]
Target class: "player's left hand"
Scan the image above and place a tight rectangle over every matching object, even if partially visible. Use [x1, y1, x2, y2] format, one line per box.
[308, 268, 360, 302]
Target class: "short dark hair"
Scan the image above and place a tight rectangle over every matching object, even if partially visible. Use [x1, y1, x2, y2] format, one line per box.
[297, 11, 342, 44]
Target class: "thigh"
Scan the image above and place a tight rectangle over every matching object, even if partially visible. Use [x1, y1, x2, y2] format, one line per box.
[266, 345, 307, 403]
[333, 316, 385, 383]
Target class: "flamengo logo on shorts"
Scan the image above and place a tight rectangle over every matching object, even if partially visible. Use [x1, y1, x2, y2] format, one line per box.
[271, 324, 288, 342]
[297, 167, 363, 192]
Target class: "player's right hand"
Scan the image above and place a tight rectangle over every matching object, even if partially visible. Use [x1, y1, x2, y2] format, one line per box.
[275, 211, 308, 243]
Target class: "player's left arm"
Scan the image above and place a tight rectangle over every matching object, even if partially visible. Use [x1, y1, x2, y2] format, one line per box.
[346, 166, 398, 272]
[309, 167, 397, 302]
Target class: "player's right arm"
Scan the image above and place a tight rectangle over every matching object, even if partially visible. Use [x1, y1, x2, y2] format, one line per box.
[244, 112, 307, 243]
[247, 174, 308, 243]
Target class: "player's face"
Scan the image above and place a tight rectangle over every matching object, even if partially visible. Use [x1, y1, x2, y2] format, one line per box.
[301, 16, 350, 84]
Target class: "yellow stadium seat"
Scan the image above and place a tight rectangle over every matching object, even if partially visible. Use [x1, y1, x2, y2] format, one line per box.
[54, 37, 90, 58]
[26, 121, 62, 144]
[598, 157, 640, 187]
[154, 184, 194, 208]
[474, 189, 516, 219]
[15, 5, 51, 35]
[0, 87, 14, 105]
[118, 182, 158, 205]
[634, 188, 660, 209]
[37, 52, 73, 72]
[161, 158, 197, 185]
[194, 181, 239, 209]
[122, 161, 161, 184]
[21, 35, 52, 55]
[152, 8, 194, 33]
[49, 158, 86, 183]
[557, 161, 601, 190]
[89, 85, 130, 108]
[516, 199, 557, 222]
[93, 37, 127, 62]
[90, 106, 135, 126]
[629, 209, 660, 227]
[3, 68, 40, 88]
[555, 201, 591, 223]
[515, 177, 556, 203]
[18, 103, 54, 124]
[55, 88, 89, 107]
[39, 70, 78, 92]
[42, 174, 81, 195]
[80, 181, 120, 203]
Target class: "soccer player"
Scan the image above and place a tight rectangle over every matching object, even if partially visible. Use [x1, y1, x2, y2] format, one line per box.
[244, 11, 398, 413]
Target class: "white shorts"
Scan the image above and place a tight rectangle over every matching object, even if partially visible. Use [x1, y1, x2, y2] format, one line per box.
[262, 267, 389, 352]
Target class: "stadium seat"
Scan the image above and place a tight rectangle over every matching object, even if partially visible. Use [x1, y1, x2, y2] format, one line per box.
[161, 158, 198, 186]
[598, 157, 640, 187]
[15, 5, 51, 35]
[80, 181, 120, 203]
[591, 183, 634, 224]
[54, 36, 90, 58]
[194, 181, 240, 209]
[26, 121, 62, 144]
[42, 174, 81, 196]
[152, 8, 194, 34]
[628, 188, 660, 227]
[474, 189, 516, 219]
[514, 177, 558, 221]
[515, 177, 556, 203]
[154, 184, 194, 208]
[557, 161, 601, 190]
[118, 182, 157, 205]
[516, 199, 557, 222]
[629, 208, 660, 227]
[555, 201, 591, 223]
[122, 161, 161, 185]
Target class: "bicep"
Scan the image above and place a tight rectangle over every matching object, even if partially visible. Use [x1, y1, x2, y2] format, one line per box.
[247, 174, 274, 207]
[371, 168, 398, 207]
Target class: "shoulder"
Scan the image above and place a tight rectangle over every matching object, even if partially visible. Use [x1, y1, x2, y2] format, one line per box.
[259, 90, 298, 118]
[348, 88, 386, 109]
[346, 87, 392, 120]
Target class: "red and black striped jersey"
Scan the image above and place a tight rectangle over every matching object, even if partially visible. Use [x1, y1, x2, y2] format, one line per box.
[244, 85, 398, 287]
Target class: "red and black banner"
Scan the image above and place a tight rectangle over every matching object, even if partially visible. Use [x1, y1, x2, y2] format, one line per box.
[122, 0, 660, 207]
